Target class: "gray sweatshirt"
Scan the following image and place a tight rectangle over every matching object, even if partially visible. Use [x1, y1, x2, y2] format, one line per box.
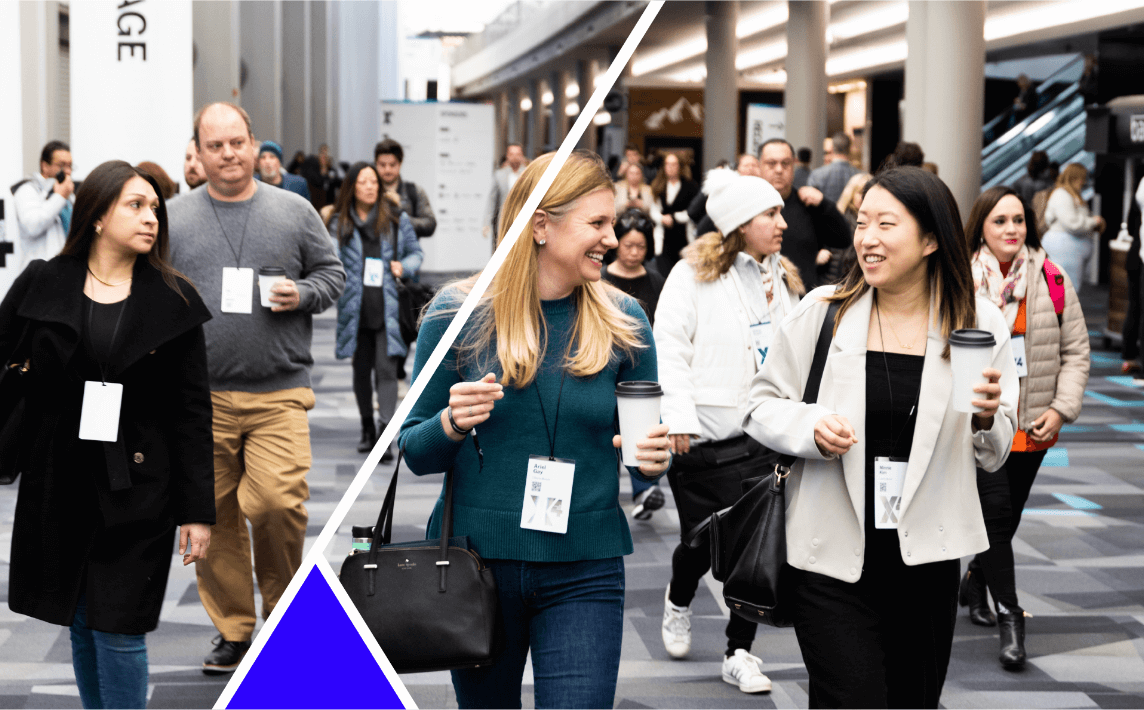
[167, 183, 346, 392]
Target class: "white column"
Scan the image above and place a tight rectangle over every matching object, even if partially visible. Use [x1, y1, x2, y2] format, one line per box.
[1, 0, 25, 298]
[785, 1, 828, 168]
[336, 1, 379, 165]
[704, 1, 738, 172]
[528, 79, 542, 159]
[193, 0, 240, 111]
[240, 0, 283, 142]
[902, 1, 929, 150]
[905, 1, 985, 216]
[282, 0, 312, 155]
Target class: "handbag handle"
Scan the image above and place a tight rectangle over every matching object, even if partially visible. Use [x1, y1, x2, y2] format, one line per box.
[3, 318, 33, 372]
[776, 300, 840, 472]
[365, 449, 456, 593]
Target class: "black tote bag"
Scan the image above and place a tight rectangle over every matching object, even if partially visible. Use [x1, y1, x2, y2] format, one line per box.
[339, 451, 499, 673]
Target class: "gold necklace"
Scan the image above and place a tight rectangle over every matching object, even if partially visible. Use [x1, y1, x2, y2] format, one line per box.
[88, 266, 132, 288]
[882, 306, 927, 350]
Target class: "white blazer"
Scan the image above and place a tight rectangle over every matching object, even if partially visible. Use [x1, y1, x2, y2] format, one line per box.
[655, 258, 800, 442]
[743, 286, 1019, 583]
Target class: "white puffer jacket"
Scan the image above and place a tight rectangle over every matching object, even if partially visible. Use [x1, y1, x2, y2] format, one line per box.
[654, 256, 802, 442]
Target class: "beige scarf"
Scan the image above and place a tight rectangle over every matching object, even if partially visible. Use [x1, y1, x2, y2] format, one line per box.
[971, 244, 1030, 331]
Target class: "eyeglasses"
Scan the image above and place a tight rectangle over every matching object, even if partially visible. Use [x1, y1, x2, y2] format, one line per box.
[618, 212, 653, 235]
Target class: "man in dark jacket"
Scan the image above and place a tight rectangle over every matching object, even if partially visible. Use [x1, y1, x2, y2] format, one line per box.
[375, 138, 436, 238]
[758, 138, 852, 290]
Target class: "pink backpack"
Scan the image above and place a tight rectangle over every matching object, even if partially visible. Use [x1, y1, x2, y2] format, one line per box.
[1042, 259, 1066, 322]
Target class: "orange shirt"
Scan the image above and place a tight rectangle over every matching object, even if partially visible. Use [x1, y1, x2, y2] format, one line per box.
[1010, 297, 1057, 452]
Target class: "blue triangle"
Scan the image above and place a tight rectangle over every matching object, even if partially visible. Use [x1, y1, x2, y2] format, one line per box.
[228, 565, 406, 709]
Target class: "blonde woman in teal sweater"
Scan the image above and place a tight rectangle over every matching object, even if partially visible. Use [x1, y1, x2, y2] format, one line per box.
[399, 150, 671, 709]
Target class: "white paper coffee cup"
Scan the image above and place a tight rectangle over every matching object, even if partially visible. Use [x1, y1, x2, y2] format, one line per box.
[615, 381, 663, 467]
[258, 267, 287, 308]
[949, 329, 996, 413]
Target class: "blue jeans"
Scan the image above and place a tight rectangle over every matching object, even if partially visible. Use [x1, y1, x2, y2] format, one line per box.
[1041, 230, 1093, 293]
[70, 596, 149, 709]
[451, 557, 625, 709]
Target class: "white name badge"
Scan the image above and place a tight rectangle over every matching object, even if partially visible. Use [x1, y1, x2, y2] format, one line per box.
[874, 457, 907, 529]
[749, 321, 773, 370]
[79, 381, 123, 442]
[1011, 335, 1028, 378]
[363, 258, 385, 288]
[221, 267, 254, 314]
[521, 456, 575, 534]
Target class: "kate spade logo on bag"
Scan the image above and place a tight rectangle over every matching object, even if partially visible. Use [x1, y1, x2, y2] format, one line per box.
[397, 558, 417, 570]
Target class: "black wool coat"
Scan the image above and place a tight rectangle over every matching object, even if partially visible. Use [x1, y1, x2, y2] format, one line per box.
[0, 255, 215, 635]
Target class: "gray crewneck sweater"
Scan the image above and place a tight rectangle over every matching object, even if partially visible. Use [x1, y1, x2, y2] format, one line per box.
[167, 184, 346, 392]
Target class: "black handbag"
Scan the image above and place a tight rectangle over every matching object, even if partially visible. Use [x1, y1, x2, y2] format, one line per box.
[666, 435, 778, 536]
[0, 318, 34, 485]
[390, 230, 436, 348]
[693, 301, 839, 628]
[339, 450, 499, 673]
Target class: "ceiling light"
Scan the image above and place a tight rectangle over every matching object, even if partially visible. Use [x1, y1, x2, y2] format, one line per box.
[565, 83, 579, 99]
[520, 97, 533, 111]
[826, 39, 907, 76]
[829, 2, 908, 43]
[593, 112, 611, 126]
[541, 91, 553, 106]
[565, 102, 579, 117]
[985, 0, 1144, 41]
[736, 39, 787, 71]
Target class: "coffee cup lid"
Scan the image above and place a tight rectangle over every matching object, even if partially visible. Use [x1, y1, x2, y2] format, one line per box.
[616, 381, 663, 398]
[259, 266, 286, 275]
[948, 328, 995, 348]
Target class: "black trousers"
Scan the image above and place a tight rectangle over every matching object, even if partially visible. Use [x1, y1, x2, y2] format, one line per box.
[969, 449, 1048, 613]
[669, 543, 758, 655]
[786, 559, 959, 709]
[1122, 267, 1144, 362]
[352, 326, 398, 428]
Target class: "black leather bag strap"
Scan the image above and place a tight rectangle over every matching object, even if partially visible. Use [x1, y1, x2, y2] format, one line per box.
[777, 300, 840, 469]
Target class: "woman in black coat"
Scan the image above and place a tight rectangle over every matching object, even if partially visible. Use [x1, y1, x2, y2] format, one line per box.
[0, 161, 215, 709]
[651, 153, 700, 276]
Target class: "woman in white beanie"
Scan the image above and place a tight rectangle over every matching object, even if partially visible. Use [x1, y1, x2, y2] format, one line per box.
[652, 168, 803, 694]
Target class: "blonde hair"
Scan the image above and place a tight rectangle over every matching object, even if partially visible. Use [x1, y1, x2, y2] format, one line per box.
[432, 151, 646, 387]
[682, 230, 805, 294]
[1055, 163, 1087, 204]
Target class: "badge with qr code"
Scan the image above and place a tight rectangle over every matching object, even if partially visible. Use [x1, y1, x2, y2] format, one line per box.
[521, 455, 575, 534]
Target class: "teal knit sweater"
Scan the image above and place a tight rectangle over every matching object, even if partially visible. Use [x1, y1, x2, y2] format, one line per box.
[398, 289, 662, 562]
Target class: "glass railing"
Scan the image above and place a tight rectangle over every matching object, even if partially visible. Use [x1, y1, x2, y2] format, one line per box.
[982, 55, 1086, 146]
[981, 92, 1089, 190]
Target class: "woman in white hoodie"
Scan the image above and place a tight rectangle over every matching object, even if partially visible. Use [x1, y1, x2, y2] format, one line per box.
[653, 169, 803, 694]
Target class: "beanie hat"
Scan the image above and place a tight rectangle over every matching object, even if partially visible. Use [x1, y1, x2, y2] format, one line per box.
[259, 140, 284, 161]
[703, 168, 784, 235]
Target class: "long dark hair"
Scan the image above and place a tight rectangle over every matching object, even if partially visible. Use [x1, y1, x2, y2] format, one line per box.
[827, 166, 976, 359]
[325, 162, 396, 245]
[61, 160, 192, 303]
[965, 186, 1041, 255]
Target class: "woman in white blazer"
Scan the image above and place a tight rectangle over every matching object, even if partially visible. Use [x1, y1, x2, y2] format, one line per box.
[654, 169, 804, 694]
[744, 167, 1019, 708]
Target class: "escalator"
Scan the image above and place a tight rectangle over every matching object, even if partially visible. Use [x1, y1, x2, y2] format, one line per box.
[981, 55, 1095, 192]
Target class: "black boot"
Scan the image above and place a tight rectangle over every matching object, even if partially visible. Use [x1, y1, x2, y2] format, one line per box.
[997, 611, 1027, 670]
[377, 420, 394, 463]
[959, 568, 997, 627]
[357, 420, 377, 453]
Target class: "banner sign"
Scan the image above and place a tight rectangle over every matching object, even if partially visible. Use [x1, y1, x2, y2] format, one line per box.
[380, 102, 494, 273]
[745, 104, 786, 158]
[69, 1, 193, 190]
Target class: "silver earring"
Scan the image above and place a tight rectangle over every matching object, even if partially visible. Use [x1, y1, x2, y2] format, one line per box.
[538, 239, 546, 245]
[95, 225, 102, 235]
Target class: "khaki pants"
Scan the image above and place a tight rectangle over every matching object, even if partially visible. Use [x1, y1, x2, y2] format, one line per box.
[196, 388, 315, 642]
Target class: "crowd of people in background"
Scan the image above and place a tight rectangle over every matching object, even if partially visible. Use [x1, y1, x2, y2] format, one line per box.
[4, 75, 1138, 708]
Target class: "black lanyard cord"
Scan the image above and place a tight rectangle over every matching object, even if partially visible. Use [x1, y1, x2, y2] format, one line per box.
[208, 191, 255, 267]
[534, 370, 567, 460]
[874, 293, 920, 453]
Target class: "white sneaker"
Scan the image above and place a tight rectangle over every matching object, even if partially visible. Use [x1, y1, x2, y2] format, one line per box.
[632, 486, 665, 520]
[661, 585, 692, 659]
[722, 649, 772, 693]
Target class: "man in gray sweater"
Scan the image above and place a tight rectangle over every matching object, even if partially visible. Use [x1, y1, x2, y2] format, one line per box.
[167, 102, 346, 675]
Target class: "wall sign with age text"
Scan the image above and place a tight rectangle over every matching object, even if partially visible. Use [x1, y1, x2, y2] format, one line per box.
[117, 0, 148, 61]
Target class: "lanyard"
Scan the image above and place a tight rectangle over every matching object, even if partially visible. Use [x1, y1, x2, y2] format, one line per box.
[874, 293, 921, 452]
[208, 191, 255, 267]
[534, 370, 567, 460]
[86, 294, 128, 385]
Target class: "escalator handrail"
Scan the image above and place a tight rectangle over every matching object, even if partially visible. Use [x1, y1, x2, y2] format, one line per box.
[982, 54, 1086, 143]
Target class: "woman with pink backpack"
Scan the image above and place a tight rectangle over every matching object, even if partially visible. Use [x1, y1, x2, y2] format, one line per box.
[961, 186, 1090, 669]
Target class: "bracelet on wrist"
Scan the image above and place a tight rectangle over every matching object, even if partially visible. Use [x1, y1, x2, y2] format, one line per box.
[447, 407, 471, 436]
